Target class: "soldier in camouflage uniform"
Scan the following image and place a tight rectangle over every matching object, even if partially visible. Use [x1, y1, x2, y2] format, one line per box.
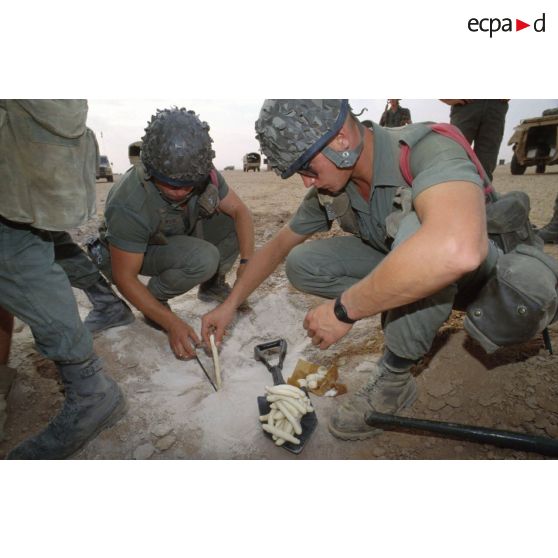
[202, 99, 558, 443]
[98, 107, 254, 359]
[379, 99, 412, 128]
[0, 100, 126, 459]
[441, 99, 509, 182]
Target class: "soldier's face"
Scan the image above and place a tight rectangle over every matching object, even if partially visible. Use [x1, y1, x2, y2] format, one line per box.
[154, 180, 194, 203]
[297, 152, 350, 195]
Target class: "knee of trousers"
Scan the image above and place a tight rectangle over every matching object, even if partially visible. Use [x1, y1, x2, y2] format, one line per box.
[162, 243, 220, 289]
[285, 244, 318, 292]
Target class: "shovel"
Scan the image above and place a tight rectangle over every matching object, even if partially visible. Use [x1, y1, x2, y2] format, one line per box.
[254, 339, 318, 454]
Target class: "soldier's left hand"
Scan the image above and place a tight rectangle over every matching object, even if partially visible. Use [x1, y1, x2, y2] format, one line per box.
[303, 300, 353, 350]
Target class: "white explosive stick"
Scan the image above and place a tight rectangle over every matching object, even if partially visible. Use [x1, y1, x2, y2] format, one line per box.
[209, 334, 222, 390]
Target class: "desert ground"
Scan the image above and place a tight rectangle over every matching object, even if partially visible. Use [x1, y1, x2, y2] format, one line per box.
[1, 164, 558, 460]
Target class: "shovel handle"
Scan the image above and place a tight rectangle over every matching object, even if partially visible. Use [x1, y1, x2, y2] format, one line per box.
[254, 339, 288, 385]
[254, 339, 287, 369]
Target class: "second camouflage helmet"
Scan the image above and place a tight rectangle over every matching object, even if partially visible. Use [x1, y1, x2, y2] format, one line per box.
[141, 107, 215, 188]
[255, 99, 350, 178]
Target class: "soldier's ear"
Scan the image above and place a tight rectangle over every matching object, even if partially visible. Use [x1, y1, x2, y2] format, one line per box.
[334, 130, 350, 150]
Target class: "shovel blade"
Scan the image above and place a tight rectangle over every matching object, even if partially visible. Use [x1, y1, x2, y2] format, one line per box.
[257, 396, 317, 455]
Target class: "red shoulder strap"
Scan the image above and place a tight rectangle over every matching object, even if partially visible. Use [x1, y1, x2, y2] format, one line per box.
[209, 168, 218, 186]
[399, 123, 496, 202]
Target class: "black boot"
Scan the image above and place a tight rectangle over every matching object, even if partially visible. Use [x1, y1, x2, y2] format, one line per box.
[0, 365, 17, 442]
[7, 356, 126, 459]
[537, 197, 558, 244]
[83, 277, 135, 333]
[197, 273, 232, 303]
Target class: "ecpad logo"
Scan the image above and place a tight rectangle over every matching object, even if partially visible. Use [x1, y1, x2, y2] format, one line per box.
[468, 12, 546, 37]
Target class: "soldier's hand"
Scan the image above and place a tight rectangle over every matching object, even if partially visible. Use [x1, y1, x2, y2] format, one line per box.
[167, 319, 200, 360]
[303, 300, 353, 350]
[201, 303, 236, 347]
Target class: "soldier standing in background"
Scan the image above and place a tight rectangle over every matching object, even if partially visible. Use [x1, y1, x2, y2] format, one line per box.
[0, 100, 127, 459]
[441, 99, 509, 182]
[379, 99, 412, 127]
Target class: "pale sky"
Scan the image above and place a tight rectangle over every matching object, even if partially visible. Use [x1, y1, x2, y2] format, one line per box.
[87, 99, 558, 174]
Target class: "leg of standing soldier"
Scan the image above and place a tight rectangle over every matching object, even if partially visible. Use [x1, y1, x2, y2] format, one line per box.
[537, 193, 558, 244]
[0, 220, 126, 459]
[473, 100, 509, 182]
[51, 231, 134, 333]
[449, 102, 482, 145]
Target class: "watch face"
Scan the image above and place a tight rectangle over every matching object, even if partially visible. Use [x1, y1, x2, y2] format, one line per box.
[334, 296, 355, 324]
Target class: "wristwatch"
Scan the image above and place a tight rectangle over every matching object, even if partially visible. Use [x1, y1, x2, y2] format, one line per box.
[334, 295, 357, 324]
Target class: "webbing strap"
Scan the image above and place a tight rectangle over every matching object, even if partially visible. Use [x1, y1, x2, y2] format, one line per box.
[399, 123, 496, 202]
[209, 168, 218, 187]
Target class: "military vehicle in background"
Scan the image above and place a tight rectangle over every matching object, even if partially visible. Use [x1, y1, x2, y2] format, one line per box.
[243, 152, 261, 172]
[96, 155, 114, 182]
[128, 141, 142, 167]
[508, 108, 558, 175]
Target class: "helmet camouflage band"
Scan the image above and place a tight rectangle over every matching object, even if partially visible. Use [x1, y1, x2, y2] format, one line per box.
[141, 107, 215, 188]
[254, 99, 350, 178]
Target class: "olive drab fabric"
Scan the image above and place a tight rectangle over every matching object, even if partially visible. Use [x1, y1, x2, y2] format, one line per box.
[0, 100, 98, 231]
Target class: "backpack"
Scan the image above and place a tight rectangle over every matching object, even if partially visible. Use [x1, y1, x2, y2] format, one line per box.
[399, 123, 557, 352]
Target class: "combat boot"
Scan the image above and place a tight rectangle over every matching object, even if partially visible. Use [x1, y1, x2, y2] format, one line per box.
[328, 350, 418, 441]
[197, 273, 232, 303]
[537, 197, 558, 244]
[537, 215, 558, 244]
[0, 365, 17, 442]
[83, 277, 135, 333]
[7, 355, 126, 459]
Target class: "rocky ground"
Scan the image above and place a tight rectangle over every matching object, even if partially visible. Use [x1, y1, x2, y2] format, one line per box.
[1, 164, 557, 460]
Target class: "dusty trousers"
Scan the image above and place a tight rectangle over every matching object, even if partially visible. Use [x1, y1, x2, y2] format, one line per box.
[0, 218, 93, 363]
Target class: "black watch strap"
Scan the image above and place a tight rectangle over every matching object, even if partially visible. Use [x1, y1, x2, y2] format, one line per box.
[334, 295, 357, 324]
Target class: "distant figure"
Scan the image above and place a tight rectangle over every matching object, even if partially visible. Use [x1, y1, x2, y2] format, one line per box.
[379, 99, 412, 128]
[440, 99, 509, 182]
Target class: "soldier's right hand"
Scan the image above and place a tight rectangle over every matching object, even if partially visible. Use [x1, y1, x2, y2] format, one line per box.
[167, 319, 200, 360]
[201, 303, 236, 347]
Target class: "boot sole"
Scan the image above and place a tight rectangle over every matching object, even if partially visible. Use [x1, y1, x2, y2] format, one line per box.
[328, 387, 418, 441]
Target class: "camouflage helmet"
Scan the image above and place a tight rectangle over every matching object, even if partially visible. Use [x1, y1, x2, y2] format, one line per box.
[141, 107, 215, 188]
[255, 99, 351, 178]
